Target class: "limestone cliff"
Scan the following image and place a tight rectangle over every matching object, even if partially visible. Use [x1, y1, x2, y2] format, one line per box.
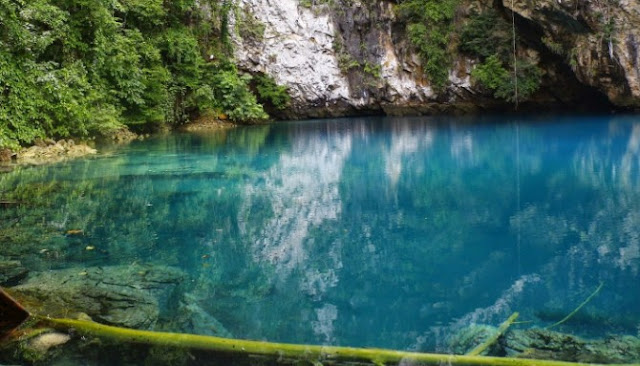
[231, 0, 639, 117]
[503, 0, 640, 108]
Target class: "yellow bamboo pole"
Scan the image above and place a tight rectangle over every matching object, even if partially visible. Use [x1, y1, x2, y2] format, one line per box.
[38, 316, 640, 366]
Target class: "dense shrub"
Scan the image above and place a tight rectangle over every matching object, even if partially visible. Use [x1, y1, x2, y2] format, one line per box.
[254, 74, 291, 111]
[0, 0, 280, 148]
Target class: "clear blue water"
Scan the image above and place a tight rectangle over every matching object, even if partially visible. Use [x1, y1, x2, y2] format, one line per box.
[1, 115, 640, 353]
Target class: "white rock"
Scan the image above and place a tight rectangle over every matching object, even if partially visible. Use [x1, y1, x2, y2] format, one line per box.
[29, 332, 71, 353]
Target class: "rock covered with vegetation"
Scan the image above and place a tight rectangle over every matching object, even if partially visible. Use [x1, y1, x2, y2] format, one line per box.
[16, 139, 97, 165]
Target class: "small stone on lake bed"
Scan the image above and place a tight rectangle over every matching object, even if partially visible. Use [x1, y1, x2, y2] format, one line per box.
[29, 332, 71, 353]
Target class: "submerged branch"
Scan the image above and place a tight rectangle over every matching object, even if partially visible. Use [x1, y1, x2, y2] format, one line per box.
[467, 312, 519, 356]
[546, 282, 604, 330]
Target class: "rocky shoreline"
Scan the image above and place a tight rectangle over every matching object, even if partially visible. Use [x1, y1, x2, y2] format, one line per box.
[0, 139, 97, 168]
[0, 119, 238, 169]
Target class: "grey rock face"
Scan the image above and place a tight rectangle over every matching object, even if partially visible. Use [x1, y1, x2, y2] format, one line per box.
[231, 0, 640, 115]
[232, 0, 474, 117]
[11, 264, 185, 329]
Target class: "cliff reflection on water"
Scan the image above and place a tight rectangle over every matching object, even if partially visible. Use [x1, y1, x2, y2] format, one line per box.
[1, 115, 639, 352]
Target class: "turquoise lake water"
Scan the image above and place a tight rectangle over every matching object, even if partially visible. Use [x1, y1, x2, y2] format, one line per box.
[1, 115, 640, 355]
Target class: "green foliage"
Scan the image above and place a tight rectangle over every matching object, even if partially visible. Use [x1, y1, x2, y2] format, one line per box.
[459, 10, 512, 60]
[471, 55, 510, 91]
[254, 74, 291, 111]
[361, 61, 380, 80]
[460, 10, 542, 102]
[208, 64, 268, 122]
[396, 0, 459, 90]
[0, 0, 268, 148]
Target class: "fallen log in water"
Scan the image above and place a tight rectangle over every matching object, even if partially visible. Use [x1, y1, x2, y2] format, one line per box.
[2, 288, 639, 366]
[37, 316, 640, 366]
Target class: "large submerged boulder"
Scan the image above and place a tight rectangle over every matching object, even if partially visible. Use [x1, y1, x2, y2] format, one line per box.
[449, 325, 640, 364]
[502, 328, 640, 364]
[10, 264, 185, 329]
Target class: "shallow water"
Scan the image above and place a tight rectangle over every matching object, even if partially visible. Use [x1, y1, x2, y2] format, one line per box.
[1, 115, 640, 354]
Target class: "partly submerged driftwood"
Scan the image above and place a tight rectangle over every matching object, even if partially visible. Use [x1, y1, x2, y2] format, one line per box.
[467, 312, 519, 356]
[35, 316, 640, 366]
[2, 288, 639, 366]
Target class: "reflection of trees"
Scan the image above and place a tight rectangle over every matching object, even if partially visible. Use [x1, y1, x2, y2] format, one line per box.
[335, 119, 532, 350]
[527, 119, 640, 275]
[401, 117, 640, 350]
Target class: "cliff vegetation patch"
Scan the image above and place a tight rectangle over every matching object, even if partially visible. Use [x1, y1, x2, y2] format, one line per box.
[396, 0, 460, 90]
[459, 9, 542, 102]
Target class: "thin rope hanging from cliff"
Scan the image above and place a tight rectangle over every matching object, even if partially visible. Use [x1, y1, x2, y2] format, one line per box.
[516, 120, 521, 276]
[512, 0, 519, 109]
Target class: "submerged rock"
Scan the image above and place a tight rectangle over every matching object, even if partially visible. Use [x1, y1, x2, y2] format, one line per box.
[448, 324, 499, 355]
[0, 257, 28, 286]
[448, 324, 640, 364]
[28, 332, 71, 354]
[502, 329, 640, 364]
[10, 264, 185, 329]
[162, 293, 233, 338]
